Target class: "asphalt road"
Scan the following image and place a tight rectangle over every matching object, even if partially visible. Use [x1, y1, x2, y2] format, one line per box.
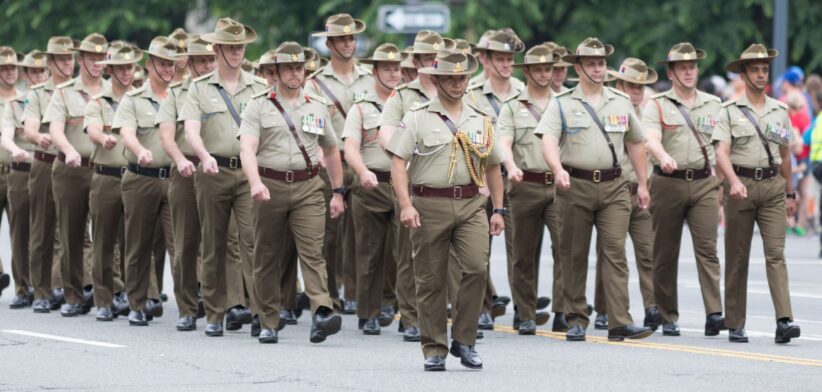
[1, 219, 821, 391]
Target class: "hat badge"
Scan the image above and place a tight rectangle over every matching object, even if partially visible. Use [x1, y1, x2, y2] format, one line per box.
[291, 53, 298, 62]
[125, 53, 132, 60]
[387, 51, 396, 60]
[757, 52, 766, 58]
[34, 58, 42, 66]
[432, 43, 440, 51]
[503, 43, 511, 51]
[539, 55, 546, 63]
[309, 60, 316, 68]
[5, 54, 11, 63]
[637, 72, 645, 81]
[343, 25, 351, 33]
[95, 44, 103, 52]
[454, 62, 464, 73]
[683, 52, 692, 60]
[206, 44, 214, 52]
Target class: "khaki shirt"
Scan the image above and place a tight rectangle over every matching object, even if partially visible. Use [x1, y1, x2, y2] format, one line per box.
[642, 89, 722, 169]
[341, 91, 391, 172]
[179, 70, 269, 157]
[84, 87, 127, 167]
[305, 64, 374, 148]
[1, 93, 34, 158]
[44, 77, 110, 157]
[469, 72, 524, 92]
[712, 94, 791, 168]
[238, 87, 337, 171]
[0, 98, 12, 163]
[155, 78, 194, 156]
[496, 88, 550, 172]
[381, 79, 433, 128]
[387, 98, 504, 188]
[467, 78, 524, 123]
[112, 85, 171, 168]
[535, 86, 644, 171]
[22, 80, 57, 153]
[620, 104, 652, 184]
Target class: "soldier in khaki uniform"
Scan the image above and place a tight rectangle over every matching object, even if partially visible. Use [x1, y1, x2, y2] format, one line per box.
[23, 36, 75, 313]
[497, 44, 559, 335]
[543, 42, 572, 95]
[377, 30, 450, 342]
[387, 49, 506, 371]
[341, 43, 403, 335]
[115, 36, 180, 326]
[400, 46, 416, 84]
[643, 43, 725, 337]
[714, 44, 800, 344]
[238, 42, 345, 344]
[85, 44, 141, 321]
[308, 14, 375, 313]
[591, 58, 661, 331]
[46, 33, 110, 317]
[0, 48, 32, 308]
[169, 28, 189, 85]
[158, 34, 216, 331]
[181, 18, 268, 336]
[536, 38, 653, 342]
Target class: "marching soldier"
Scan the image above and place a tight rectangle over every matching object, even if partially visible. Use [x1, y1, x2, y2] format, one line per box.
[308, 13, 374, 313]
[169, 28, 189, 84]
[536, 37, 653, 342]
[115, 36, 180, 326]
[0, 48, 32, 308]
[400, 46, 416, 84]
[84, 43, 141, 321]
[496, 44, 559, 334]
[468, 29, 525, 329]
[23, 36, 74, 313]
[45, 33, 109, 317]
[238, 42, 345, 344]
[643, 43, 725, 337]
[592, 58, 662, 330]
[387, 49, 506, 371]
[543, 42, 572, 95]
[180, 18, 268, 336]
[157, 34, 216, 331]
[378, 30, 450, 342]
[342, 43, 403, 335]
[714, 44, 801, 344]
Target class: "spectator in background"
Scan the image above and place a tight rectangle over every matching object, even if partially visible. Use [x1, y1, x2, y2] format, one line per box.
[787, 92, 812, 236]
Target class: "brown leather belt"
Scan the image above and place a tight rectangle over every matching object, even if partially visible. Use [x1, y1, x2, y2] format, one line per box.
[184, 154, 201, 166]
[564, 165, 622, 183]
[412, 184, 479, 199]
[10, 161, 31, 172]
[57, 152, 93, 168]
[213, 155, 241, 169]
[653, 165, 711, 181]
[34, 151, 56, 163]
[629, 183, 639, 195]
[95, 164, 126, 178]
[258, 165, 320, 183]
[522, 170, 554, 185]
[373, 170, 391, 183]
[127, 163, 170, 179]
[733, 165, 778, 181]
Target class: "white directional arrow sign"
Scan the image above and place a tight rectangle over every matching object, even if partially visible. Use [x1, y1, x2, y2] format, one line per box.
[378, 4, 450, 34]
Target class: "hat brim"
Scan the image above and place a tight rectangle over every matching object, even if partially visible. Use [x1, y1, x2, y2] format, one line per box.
[46, 40, 81, 55]
[513, 54, 561, 68]
[311, 20, 366, 37]
[359, 54, 406, 65]
[201, 26, 257, 45]
[97, 51, 145, 65]
[473, 45, 525, 54]
[725, 49, 778, 73]
[607, 68, 659, 85]
[655, 49, 707, 65]
[418, 55, 479, 76]
[561, 44, 614, 63]
[147, 51, 181, 62]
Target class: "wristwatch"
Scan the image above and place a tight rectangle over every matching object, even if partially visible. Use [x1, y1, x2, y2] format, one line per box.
[785, 192, 796, 199]
[332, 186, 348, 196]
[492, 208, 509, 217]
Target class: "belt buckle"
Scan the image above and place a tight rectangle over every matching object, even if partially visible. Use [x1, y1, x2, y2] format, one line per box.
[229, 157, 238, 169]
[754, 168, 763, 181]
[120, 166, 127, 176]
[685, 169, 694, 181]
[159, 168, 167, 180]
[545, 173, 553, 185]
[285, 170, 294, 183]
[453, 186, 463, 200]
[592, 170, 602, 183]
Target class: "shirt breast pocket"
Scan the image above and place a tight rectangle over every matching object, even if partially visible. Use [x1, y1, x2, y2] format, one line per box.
[564, 117, 591, 144]
[420, 131, 451, 154]
[660, 110, 685, 131]
[765, 122, 791, 145]
[202, 97, 227, 121]
[731, 122, 758, 146]
[136, 114, 156, 135]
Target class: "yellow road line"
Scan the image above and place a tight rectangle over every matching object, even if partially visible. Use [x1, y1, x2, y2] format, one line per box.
[491, 325, 822, 368]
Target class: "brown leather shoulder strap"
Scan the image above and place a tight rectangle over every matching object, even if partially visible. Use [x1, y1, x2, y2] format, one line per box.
[738, 105, 775, 167]
[579, 100, 619, 169]
[312, 77, 347, 118]
[268, 96, 314, 170]
[669, 98, 710, 170]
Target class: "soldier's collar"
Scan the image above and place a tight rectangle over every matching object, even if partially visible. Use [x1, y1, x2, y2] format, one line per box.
[428, 97, 478, 123]
[569, 84, 616, 104]
[480, 78, 520, 102]
[271, 86, 310, 108]
[321, 61, 371, 81]
[662, 88, 711, 108]
[515, 87, 551, 105]
[208, 69, 253, 89]
[735, 93, 780, 114]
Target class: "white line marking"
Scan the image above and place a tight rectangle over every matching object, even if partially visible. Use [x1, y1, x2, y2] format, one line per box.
[2, 330, 126, 348]
[679, 328, 822, 341]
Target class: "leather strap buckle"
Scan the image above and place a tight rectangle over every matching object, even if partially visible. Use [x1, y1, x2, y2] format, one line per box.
[159, 168, 168, 179]
[453, 186, 463, 200]
[685, 169, 694, 181]
[545, 173, 553, 185]
[592, 170, 602, 183]
[285, 170, 294, 183]
[754, 168, 763, 181]
[120, 166, 127, 176]
[229, 157, 239, 169]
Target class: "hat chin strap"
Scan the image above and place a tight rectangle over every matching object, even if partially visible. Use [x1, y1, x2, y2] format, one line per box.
[48, 54, 73, 79]
[80, 54, 104, 79]
[434, 76, 463, 102]
[740, 66, 766, 93]
[489, 54, 511, 82]
[150, 57, 173, 85]
[577, 60, 603, 85]
[525, 68, 552, 89]
[329, 38, 354, 61]
[218, 47, 242, 70]
[375, 70, 395, 92]
[108, 66, 131, 89]
[187, 58, 202, 78]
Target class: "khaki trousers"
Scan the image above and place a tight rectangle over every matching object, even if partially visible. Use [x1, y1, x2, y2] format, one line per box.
[28, 159, 60, 299]
[650, 174, 723, 322]
[351, 182, 396, 319]
[411, 195, 488, 358]
[724, 175, 793, 329]
[7, 169, 32, 296]
[556, 177, 634, 329]
[394, 197, 418, 328]
[252, 177, 333, 330]
[89, 172, 126, 307]
[51, 160, 92, 304]
[167, 169, 200, 317]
